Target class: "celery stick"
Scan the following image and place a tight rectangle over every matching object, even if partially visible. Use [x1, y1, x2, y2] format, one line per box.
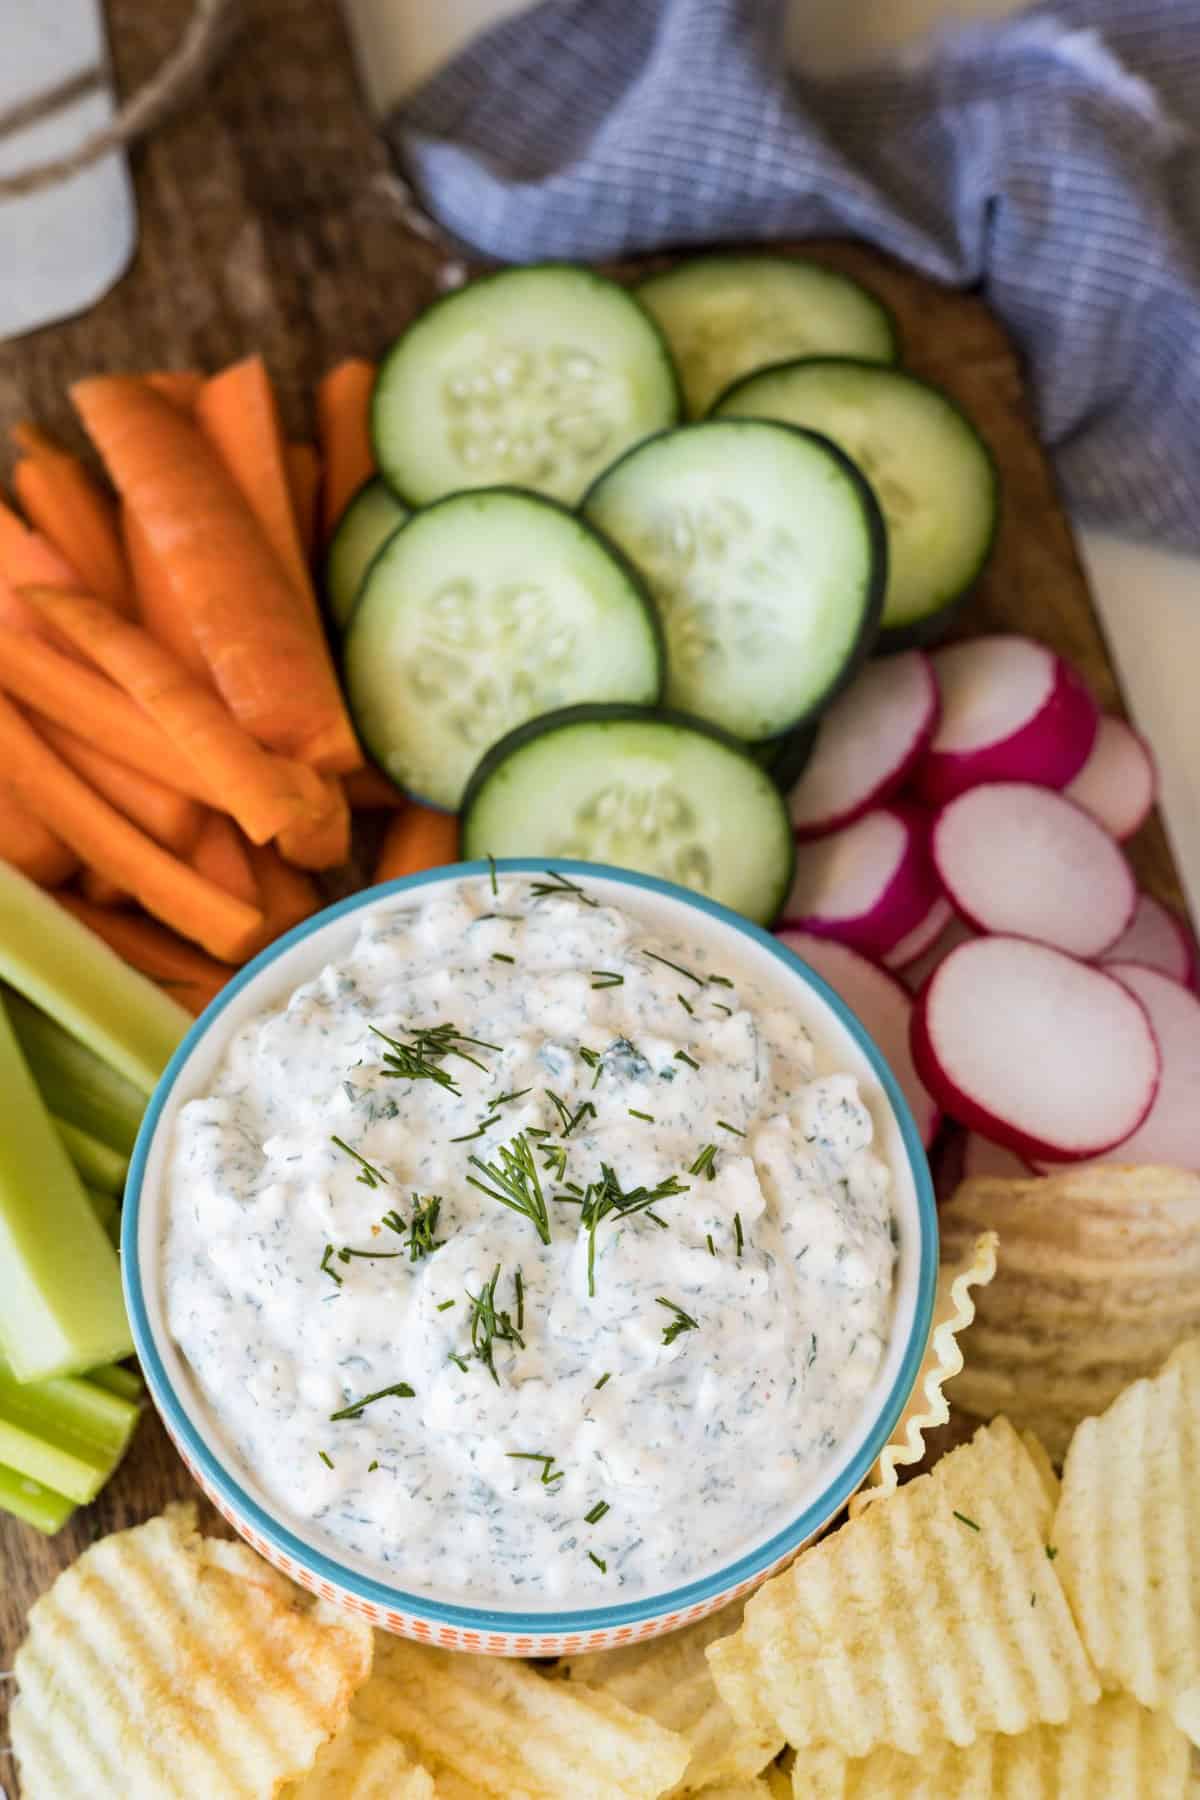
[52, 1115, 129, 1197]
[0, 1461, 75, 1534]
[0, 994, 133, 1381]
[86, 1184, 119, 1234]
[0, 1355, 140, 1502]
[0, 861, 189, 1093]
[88, 1361, 143, 1403]
[4, 986, 143, 1153]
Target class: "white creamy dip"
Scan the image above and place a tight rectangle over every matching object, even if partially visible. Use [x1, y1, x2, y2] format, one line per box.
[162, 871, 897, 1607]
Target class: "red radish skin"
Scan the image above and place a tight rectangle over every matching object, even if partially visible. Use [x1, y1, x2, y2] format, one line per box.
[1063, 715, 1157, 841]
[1099, 892, 1197, 988]
[900, 912, 976, 995]
[788, 651, 939, 839]
[882, 894, 953, 971]
[1098, 963, 1200, 1169]
[917, 636, 1098, 807]
[777, 929, 941, 1147]
[911, 935, 1159, 1162]
[781, 802, 941, 959]
[963, 1132, 1034, 1180]
[932, 782, 1136, 959]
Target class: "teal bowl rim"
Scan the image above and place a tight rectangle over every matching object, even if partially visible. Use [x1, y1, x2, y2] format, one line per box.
[124, 858, 938, 1635]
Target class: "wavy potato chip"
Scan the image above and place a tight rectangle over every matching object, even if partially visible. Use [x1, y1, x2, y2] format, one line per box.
[706, 1417, 1097, 1759]
[1055, 1336, 1200, 1742]
[282, 1714, 435, 1798]
[941, 1166, 1200, 1459]
[352, 1632, 689, 1800]
[9, 1505, 373, 1799]
[788, 1693, 1190, 1798]
[851, 1231, 998, 1513]
[559, 1599, 783, 1793]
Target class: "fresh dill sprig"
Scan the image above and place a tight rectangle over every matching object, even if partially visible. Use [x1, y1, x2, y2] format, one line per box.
[541, 1142, 569, 1182]
[529, 869, 598, 906]
[493, 1087, 532, 1107]
[447, 1352, 469, 1372]
[674, 1050, 700, 1070]
[590, 970, 624, 989]
[380, 1208, 406, 1235]
[450, 1114, 501, 1143]
[468, 1132, 551, 1244]
[656, 1297, 699, 1346]
[588, 1552, 608, 1573]
[545, 1091, 596, 1138]
[578, 1046, 602, 1070]
[371, 1020, 501, 1093]
[584, 1499, 610, 1524]
[487, 852, 498, 895]
[405, 1195, 445, 1262]
[734, 1212, 744, 1258]
[507, 1450, 563, 1485]
[514, 1268, 525, 1333]
[437, 1298, 456, 1311]
[336, 1244, 402, 1263]
[319, 1244, 343, 1286]
[717, 1119, 746, 1137]
[644, 950, 702, 986]
[330, 1135, 387, 1188]
[594, 1371, 611, 1390]
[318, 1450, 334, 1468]
[466, 1265, 526, 1383]
[329, 1380, 415, 1421]
[689, 1144, 717, 1180]
[491, 952, 515, 964]
[628, 1108, 655, 1123]
[708, 974, 735, 988]
[677, 993, 695, 1016]
[579, 1164, 690, 1295]
[706, 1233, 716, 1256]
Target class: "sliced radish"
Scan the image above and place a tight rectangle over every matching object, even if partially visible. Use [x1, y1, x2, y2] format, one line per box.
[1099, 892, 1197, 988]
[916, 636, 1098, 807]
[788, 652, 939, 839]
[911, 935, 1159, 1161]
[882, 894, 954, 971]
[962, 1132, 1034, 1180]
[933, 782, 1136, 958]
[899, 912, 976, 996]
[1098, 963, 1200, 1169]
[781, 803, 941, 958]
[1063, 715, 1157, 841]
[778, 929, 940, 1146]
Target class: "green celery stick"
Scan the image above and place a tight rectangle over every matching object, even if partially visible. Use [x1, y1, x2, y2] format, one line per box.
[52, 1115, 129, 1197]
[87, 1361, 143, 1404]
[0, 1460, 75, 1534]
[0, 1354, 140, 1502]
[4, 986, 144, 1153]
[0, 861, 189, 1094]
[85, 1184, 119, 1234]
[0, 994, 133, 1381]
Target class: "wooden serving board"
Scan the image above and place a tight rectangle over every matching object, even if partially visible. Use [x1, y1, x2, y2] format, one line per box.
[0, 0, 1187, 1719]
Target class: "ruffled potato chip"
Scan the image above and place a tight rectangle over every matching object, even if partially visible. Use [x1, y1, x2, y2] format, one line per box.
[282, 1714, 435, 1798]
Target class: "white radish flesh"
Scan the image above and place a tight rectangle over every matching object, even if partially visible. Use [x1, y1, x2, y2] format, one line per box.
[911, 935, 1159, 1161]
[962, 1132, 1034, 1179]
[781, 803, 940, 957]
[882, 894, 954, 971]
[1063, 715, 1156, 840]
[1099, 963, 1200, 1169]
[917, 635, 1098, 806]
[788, 651, 939, 839]
[932, 782, 1136, 958]
[899, 912, 976, 995]
[778, 929, 940, 1146]
[1099, 892, 1197, 987]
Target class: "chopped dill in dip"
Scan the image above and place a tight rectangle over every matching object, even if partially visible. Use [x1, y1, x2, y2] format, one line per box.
[162, 872, 897, 1606]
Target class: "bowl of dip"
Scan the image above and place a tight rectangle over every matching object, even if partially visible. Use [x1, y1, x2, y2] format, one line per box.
[125, 859, 936, 1656]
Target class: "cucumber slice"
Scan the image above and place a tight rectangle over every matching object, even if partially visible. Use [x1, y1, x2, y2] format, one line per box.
[372, 264, 680, 507]
[714, 358, 999, 643]
[462, 705, 796, 925]
[637, 254, 897, 417]
[325, 477, 408, 629]
[581, 421, 884, 742]
[343, 488, 663, 812]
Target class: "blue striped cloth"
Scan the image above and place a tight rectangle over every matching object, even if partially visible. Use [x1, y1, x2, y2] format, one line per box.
[388, 0, 1200, 553]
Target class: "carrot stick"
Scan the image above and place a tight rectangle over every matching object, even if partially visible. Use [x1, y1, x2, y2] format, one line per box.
[142, 371, 204, 412]
[196, 356, 317, 613]
[121, 504, 209, 675]
[246, 842, 320, 939]
[0, 792, 77, 886]
[276, 775, 351, 871]
[72, 376, 362, 773]
[189, 812, 259, 909]
[36, 718, 205, 855]
[0, 570, 45, 637]
[21, 587, 329, 847]
[55, 895, 229, 1015]
[80, 869, 131, 908]
[0, 623, 219, 805]
[374, 805, 459, 884]
[0, 693, 263, 961]
[0, 496, 78, 592]
[316, 359, 376, 541]
[285, 443, 321, 562]
[11, 427, 134, 616]
[343, 765, 407, 810]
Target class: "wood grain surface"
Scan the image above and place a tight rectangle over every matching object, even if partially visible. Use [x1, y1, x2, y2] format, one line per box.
[0, 0, 1186, 1747]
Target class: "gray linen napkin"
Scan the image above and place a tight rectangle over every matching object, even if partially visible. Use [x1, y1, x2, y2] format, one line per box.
[387, 0, 1200, 554]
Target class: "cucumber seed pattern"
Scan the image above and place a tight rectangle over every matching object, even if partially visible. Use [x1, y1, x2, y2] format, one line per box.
[441, 344, 618, 496]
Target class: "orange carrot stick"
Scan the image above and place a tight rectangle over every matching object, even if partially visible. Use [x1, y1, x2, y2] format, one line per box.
[189, 812, 259, 909]
[246, 842, 320, 939]
[285, 443, 321, 562]
[37, 718, 205, 854]
[0, 623, 219, 804]
[196, 356, 316, 613]
[72, 376, 362, 773]
[343, 765, 407, 810]
[0, 495, 78, 592]
[80, 869, 131, 907]
[11, 427, 134, 616]
[276, 775, 351, 872]
[122, 504, 209, 675]
[55, 894, 229, 1015]
[0, 791, 77, 886]
[374, 805, 459, 884]
[142, 371, 204, 412]
[0, 692, 263, 961]
[21, 587, 329, 847]
[316, 359, 376, 541]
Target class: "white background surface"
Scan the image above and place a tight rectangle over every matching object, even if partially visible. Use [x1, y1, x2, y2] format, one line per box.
[344, 0, 1200, 921]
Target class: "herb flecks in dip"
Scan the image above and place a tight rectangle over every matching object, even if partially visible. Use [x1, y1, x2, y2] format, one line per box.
[163, 874, 897, 1605]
